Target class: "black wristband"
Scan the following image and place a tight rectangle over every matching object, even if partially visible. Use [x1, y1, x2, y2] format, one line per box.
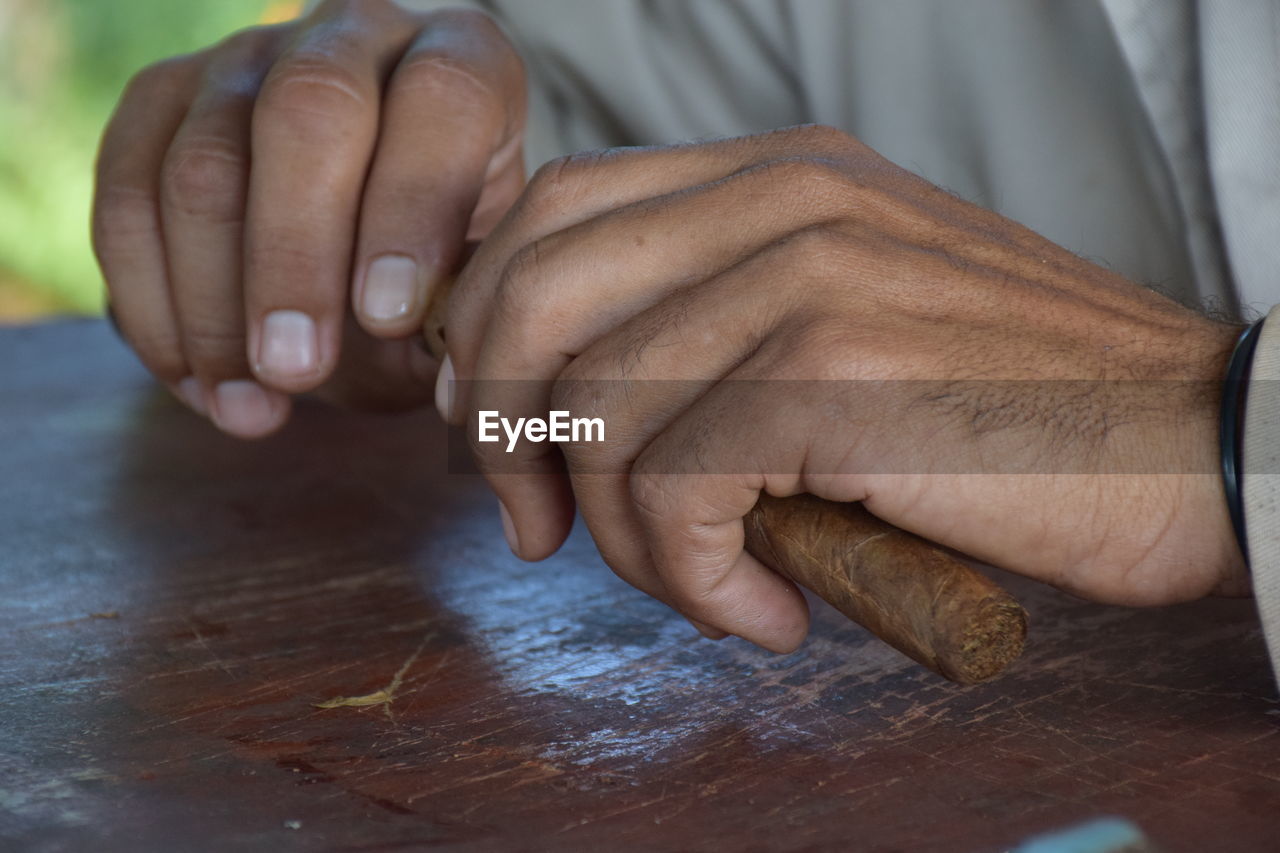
[1221, 317, 1266, 566]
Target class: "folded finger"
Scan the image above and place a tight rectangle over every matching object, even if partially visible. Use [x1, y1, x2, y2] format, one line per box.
[352, 9, 525, 338]
[93, 57, 201, 401]
[243, 2, 417, 393]
[160, 29, 291, 435]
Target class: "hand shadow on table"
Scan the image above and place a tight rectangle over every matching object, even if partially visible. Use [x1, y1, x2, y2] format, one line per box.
[101, 382, 496, 683]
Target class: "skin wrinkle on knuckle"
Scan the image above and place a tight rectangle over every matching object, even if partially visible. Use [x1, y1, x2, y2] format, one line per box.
[518, 150, 607, 219]
[394, 50, 499, 108]
[161, 143, 246, 223]
[778, 318, 873, 382]
[760, 155, 857, 203]
[548, 373, 588, 417]
[410, 8, 524, 99]
[764, 223, 856, 287]
[181, 320, 249, 362]
[490, 243, 572, 362]
[627, 460, 678, 524]
[257, 54, 372, 136]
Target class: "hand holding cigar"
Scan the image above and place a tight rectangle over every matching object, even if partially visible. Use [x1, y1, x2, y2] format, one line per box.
[429, 132, 1239, 676]
[424, 278, 1028, 684]
[93, 8, 1246, 685]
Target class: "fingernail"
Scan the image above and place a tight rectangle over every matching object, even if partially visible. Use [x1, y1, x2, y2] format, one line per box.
[176, 377, 208, 416]
[212, 380, 280, 438]
[498, 501, 520, 555]
[258, 310, 318, 378]
[434, 353, 455, 422]
[361, 255, 421, 323]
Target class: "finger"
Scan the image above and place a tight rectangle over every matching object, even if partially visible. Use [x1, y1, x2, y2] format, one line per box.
[93, 56, 202, 405]
[160, 29, 292, 436]
[628, 381, 815, 654]
[553, 248, 796, 628]
[443, 123, 861, 417]
[243, 0, 418, 393]
[452, 133, 859, 559]
[352, 9, 525, 337]
[467, 163, 859, 554]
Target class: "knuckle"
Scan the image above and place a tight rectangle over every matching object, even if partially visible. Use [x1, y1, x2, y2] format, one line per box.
[258, 55, 369, 132]
[394, 50, 497, 108]
[182, 322, 248, 369]
[788, 315, 881, 381]
[161, 142, 246, 223]
[492, 241, 562, 337]
[774, 222, 850, 266]
[524, 156, 575, 212]
[504, 238, 549, 285]
[522, 150, 607, 215]
[548, 372, 590, 415]
[764, 155, 854, 199]
[248, 238, 323, 283]
[627, 461, 675, 518]
[416, 8, 516, 67]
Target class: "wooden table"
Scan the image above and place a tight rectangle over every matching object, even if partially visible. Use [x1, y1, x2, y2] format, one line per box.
[2, 320, 1277, 852]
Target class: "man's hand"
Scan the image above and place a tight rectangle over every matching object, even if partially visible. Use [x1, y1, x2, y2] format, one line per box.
[93, 0, 525, 437]
[440, 125, 1248, 653]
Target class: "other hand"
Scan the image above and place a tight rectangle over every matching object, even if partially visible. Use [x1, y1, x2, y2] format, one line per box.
[93, 0, 525, 437]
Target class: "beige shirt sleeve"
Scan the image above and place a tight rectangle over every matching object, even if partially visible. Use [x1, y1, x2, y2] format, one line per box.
[366, 0, 803, 171]
[1243, 310, 1280, 682]
[370, 0, 1198, 305]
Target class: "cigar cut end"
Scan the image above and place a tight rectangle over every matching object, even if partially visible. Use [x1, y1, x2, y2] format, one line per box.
[938, 596, 1028, 684]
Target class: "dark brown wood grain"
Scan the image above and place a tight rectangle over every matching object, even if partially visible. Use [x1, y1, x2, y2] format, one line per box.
[1, 320, 1278, 853]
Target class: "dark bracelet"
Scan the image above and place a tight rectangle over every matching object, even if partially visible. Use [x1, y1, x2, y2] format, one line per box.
[1221, 317, 1266, 566]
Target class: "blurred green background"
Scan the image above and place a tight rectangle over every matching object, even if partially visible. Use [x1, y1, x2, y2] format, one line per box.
[0, 0, 302, 321]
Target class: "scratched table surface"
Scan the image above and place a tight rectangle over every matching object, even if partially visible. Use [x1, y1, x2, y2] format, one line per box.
[2, 320, 1277, 853]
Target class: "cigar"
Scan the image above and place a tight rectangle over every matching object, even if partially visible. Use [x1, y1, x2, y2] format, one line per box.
[423, 283, 1027, 683]
[744, 493, 1026, 683]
